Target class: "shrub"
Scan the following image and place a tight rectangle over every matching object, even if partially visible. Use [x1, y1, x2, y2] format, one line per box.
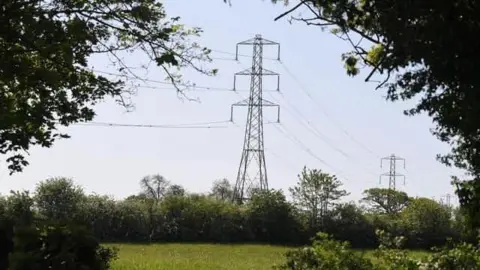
[8, 223, 117, 270]
[422, 240, 480, 269]
[274, 232, 374, 270]
[374, 230, 421, 270]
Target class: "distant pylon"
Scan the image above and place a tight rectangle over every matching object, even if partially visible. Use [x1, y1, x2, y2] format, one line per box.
[230, 34, 281, 204]
[380, 154, 406, 191]
[440, 193, 453, 207]
[380, 154, 406, 208]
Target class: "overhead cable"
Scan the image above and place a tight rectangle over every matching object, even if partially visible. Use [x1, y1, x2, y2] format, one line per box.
[279, 62, 381, 159]
[72, 120, 279, 129]
[93, 70, 277, 93]
[271, 123, 350, 181]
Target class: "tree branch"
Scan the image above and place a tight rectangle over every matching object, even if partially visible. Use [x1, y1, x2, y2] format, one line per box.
[274, 0, 305, 21]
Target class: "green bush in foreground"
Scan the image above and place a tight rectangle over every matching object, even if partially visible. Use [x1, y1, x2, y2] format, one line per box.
[8, 223, 118, 270]
[422, 241, 480, 269]
[274, 232, 373, 270]
[0, 190, 117, 269]
[276, 230, 480, 270]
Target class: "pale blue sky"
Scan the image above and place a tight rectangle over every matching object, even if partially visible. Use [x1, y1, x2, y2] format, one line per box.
[2, 0, 462, 203]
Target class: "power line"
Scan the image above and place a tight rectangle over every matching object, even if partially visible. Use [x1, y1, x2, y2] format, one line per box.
[93, 70, 279, 93]
[231, 54, 377, 177]
[271, 122, 350, 181]
[211, 49, 278, 61]
[72, 119, 280, 129]
[267, 92, 378, 177]
[73, 122, 230, 129]
[279, 62, 381, 159]
[94, 70, 235, 91]
[268, 93, 351, 159]
[72, 119, 231, 129]
[210, 48, 381, 160]
[231, 51, 379, 174]
[264, 148, 299, 173]
[230, 57, 350, 158]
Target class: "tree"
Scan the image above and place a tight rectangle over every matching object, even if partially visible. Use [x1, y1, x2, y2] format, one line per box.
[324, 203, 377, 248]
[139, 174, 169, 203]
[1, 0, 216, 173]
[34, 177, 85, 222]
[289, 166, 348, 229]
[247, 189, 301, 244]
[165, 184, 186, 197]
[361, 188, 409, 215]
[269, 0, 480, 229]
[138, 174, 169, 240]
[400, 197, 453, 248]
[210, 179, 233, 201]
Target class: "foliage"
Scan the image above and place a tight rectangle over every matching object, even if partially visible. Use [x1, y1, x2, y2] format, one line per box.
[0, 190, 117, 269]
[374, 230, 420, 270]
[324, 203, 377, 248]
[210, 178, 234, 201]
[159, 194, 250, 242]
[33, 177, 85, 222]
[165, 184, 186, 197]
[275, 229, 480, 270]
[0, 172, 468, 267]
[269, 0, 480, 229]
[400, 198, 453, 248]
[247, 189, 303, 244]
[422, 240, 480, 269]
[8, 223, 118, 270]
[290, 167, 348, 229]
[361, 188, 409, 215]
[140, 174, 170, 203]
[0, 0, 216, 174]
[274, 232, 374, 270]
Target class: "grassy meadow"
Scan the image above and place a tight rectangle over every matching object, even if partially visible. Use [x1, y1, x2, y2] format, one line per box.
[108, 243, 289, 270]
[107, 243, 429, 269]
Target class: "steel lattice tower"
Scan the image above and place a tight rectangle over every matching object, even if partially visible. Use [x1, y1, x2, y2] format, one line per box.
[380, 154, 406, 207]
[230, 34, 281, 204]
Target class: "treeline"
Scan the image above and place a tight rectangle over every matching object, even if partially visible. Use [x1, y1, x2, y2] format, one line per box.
[0, 167, 472, 250]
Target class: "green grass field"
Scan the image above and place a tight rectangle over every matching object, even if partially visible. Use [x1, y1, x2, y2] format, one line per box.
[108, 243, 289, 270]
[107, 243, 429, 270]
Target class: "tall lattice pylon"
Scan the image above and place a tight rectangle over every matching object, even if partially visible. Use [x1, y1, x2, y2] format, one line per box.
[230, 34, 281, 204]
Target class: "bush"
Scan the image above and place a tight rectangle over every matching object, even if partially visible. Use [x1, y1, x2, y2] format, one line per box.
[323, 204, 377, 248]
[422, 240, 480, 269]
[274, 232, 374, 270]
[247, 190, 303, 244]
[8, 223, 117, 270]
[0, 190, 117, 269]
[373, 230, 421, 270]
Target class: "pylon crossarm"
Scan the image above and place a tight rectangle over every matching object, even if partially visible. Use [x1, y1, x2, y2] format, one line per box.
[260, 99, 278, 106]
[235, 68, 254, 76]
[260, 68, 279, 76]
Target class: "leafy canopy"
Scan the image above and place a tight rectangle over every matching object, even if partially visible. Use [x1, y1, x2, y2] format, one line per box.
[361, 188, 409, 215]
[1, 0, 215, 173]
[267, 0, 480, 229]
[290, 166, 348, 225]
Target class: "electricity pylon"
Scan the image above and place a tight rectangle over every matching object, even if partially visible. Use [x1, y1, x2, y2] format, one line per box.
[230, 34, 281, 204]
[380, 154, 406, 209]
[380, 154, 406, 191]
